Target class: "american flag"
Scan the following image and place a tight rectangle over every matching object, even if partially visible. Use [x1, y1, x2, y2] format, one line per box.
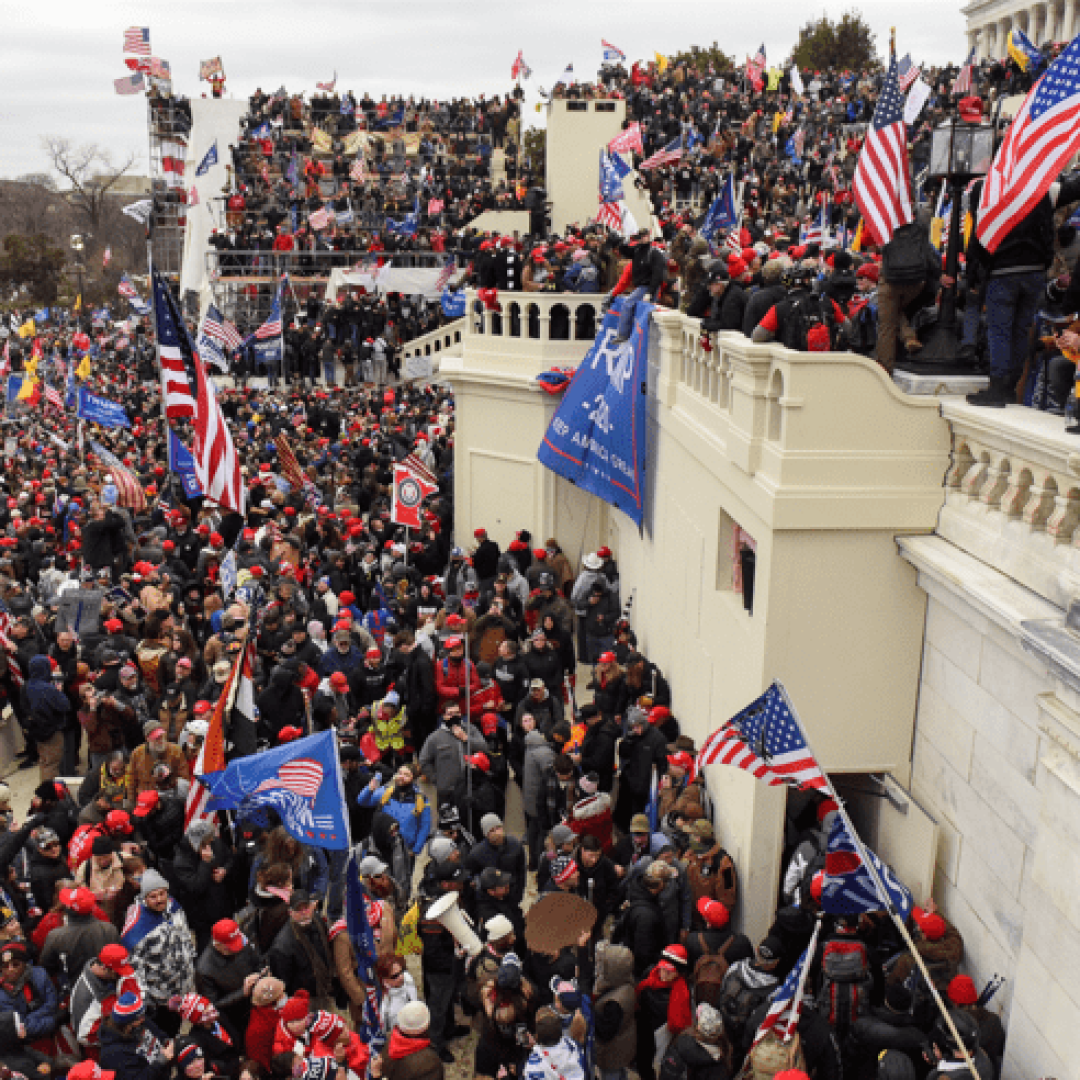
[976, 36, 1080, 253]
[350, 156, 367, 183]
[609, 122, 644, 155]
[152, 274, 196, 419]
[435, 256, 458, 291]
[102, 247, 111, 268]
[751, 925, 821, 1048]
[596, 201, 625, 230]
[275, 431, 306, 493]
[255, 277, 285, 340]
[157, 270, 245, 513]
[43, 381, 63, 411]
[203, 303, 243, 350]
[639, 136, 683, 170]
[821, 814, 914, 918]
[953, 47, 977, 96]
[309, 206, 332, 231]
[90, 441, 146, 512]
[0, 598, 24, 691]
[148, 57, 171, 81]
[114, 73, 144, 96]
[746, 44, 766, 89]
[852, 51, 912, 248]
[696, 682, 827, 790]
[897, 54, 921, 93]
[123, 26, 151, 56]
[316, 72, 337, 92]
[725, 227, 743, 252]
[402, 451, 438, 486]
[118, 274, 137, 299]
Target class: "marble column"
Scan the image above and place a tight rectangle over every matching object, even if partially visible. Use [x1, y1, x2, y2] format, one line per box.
[1065, 0, 1077, 40]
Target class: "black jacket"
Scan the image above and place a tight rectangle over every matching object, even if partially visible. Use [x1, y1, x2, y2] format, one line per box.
[464, 837, 528, 905]
[170, 837, 234, 934]
[266, 915, 334, 997]
[195, 940, 262, 1031]
[621, 877, 666, 978]
[579, 717, 620, 792]
[617, 723, 668, 797]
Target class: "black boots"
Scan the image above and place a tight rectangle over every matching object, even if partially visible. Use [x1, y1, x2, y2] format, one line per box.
[966, 376, 1013, 408]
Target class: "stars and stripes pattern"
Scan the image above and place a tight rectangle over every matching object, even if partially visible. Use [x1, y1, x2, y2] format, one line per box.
[609, 122, 644, 155]
[435, 257, 458, 291]
[202, 303, 243, 350]
[639, 136, 683, 170]
[186, 638, 240, 831]
[114, 73, 145, 96]
[852, 50, 912, 247]
[897, 54, 922, 93]
[0, 599, 24, 691]
[275, 431, 306, 493]
[43, 381, 64, 411]
[954, 47, 977, 96]
[976, 35, 1080, 253]
[316, 73, 337, 92]
[123, 27, 151, 56]
[89, 441, 147, 513]
[821, 814, 914, 919]
[153, 274, 196, 419]
[752, 923, 822, 1048]
[696, 682, 828, 790]
[602, 40, 626, 62]
[402, 452, 438, 486]
[255, 278, 285, 341]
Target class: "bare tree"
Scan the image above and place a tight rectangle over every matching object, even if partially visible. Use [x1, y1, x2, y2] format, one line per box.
[0, 177, 71, 239]
[41, 137, 137, 233]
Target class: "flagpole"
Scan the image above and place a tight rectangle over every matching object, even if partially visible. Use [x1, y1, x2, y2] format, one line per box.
[773, 680, 980, 1077]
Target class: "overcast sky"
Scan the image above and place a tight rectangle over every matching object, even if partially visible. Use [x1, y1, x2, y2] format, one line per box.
[1, 1, 969, 182]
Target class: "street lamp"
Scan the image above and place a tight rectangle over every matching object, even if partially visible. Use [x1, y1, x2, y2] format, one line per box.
[69, 234, 85, 312]
[905, 109, 994, 368]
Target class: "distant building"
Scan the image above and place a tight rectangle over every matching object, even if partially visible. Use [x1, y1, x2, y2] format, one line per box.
[963, 0, 1078, 57]
[93, 174, 153, 196]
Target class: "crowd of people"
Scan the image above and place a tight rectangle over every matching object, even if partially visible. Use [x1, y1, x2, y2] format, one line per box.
[0, 297, 1006, 1080]
[5, 28, 1069, 1080]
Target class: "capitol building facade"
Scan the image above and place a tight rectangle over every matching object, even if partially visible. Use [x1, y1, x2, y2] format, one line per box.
[964, 0, 1078, 53]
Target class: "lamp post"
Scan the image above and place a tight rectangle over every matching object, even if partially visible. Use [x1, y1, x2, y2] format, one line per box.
[901, 114, 994, 369]
[69, 234, 85, 316]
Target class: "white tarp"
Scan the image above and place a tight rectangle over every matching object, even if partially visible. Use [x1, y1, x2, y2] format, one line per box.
[324, 267, 444, 302]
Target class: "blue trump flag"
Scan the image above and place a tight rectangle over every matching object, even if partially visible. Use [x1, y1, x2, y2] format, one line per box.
[700, 175, 738, 241]
[821, 813, 914, 919]
[346, 858, 384, 1046]
[76, 389, 131, 429]
[202, 729, 351, 850]
[599, 149, 625, 203]
[441, 289, 466, 318]
[195, 141, 218, 177]
[537, 299, 651, 527]
[168, 430, 203, 498]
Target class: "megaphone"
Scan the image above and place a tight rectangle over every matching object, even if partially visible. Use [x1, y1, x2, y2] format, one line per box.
[426, 891, 482, 958]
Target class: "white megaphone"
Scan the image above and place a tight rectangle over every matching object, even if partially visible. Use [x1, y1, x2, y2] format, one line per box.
[426, 891, 482, 958]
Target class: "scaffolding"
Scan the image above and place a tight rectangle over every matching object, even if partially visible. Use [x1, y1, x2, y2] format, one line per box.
[145, 85, 192, 282]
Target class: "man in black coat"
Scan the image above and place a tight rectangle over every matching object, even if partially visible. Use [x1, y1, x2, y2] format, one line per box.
[195, 919, 262, 1037]
[266, 890, 336, 1010]
[576, 704, 619, 793]
[613, 708, 668, 832]
[471, 528, 501, 593]
[622, 870, 667, 978]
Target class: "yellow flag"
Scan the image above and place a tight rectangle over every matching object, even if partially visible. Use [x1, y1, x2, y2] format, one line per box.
[77, 354, 92, 381]
[851, 218, 864, 253]
[768, 68, 782, 93]
[962, 211, 973, 247]
[17, 320, 35, 340]
[930, 217, 944, 249]
[395, 901, 423, 956]
[74, 294, 82, 312]
[16, 378, 38, 403]
[773, 111, 783, 134]
[655, 52, 668, 73]
[23, 354, 38, 382]
[1007, 30, 1028, 72]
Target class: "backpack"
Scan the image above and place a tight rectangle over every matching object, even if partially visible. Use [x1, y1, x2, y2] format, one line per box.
[817, 938, 872, 1033]
[781, 294, 836, 352]
[882, 223, 931, 284]
[741, 1030, 807, 1080]
[658, 1036, 689, 1080]
[720, 970, 773, 1036]
[843, 300, 878, 356]
[692, 949, 733, 1010]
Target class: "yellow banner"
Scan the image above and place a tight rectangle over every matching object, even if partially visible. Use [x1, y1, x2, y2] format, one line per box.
[773, 111, 783, 134]
[77, 354, 92, 381]
[17, 320, 35, 339]
[655, 52, 668, 73]
[768, 68, 782, 92]
[312, 127, 332, 154]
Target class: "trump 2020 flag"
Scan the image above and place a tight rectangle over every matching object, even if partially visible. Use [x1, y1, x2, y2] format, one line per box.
[346, 858, 384, 1045]
[538, 298, 651, 527]
[599, 150, 628, 203]
[168, 430, 203, 498]
[700, 175, 738, 241]
[821, 813, 914, 919]
[202, 730, 350, 850]
[195, 142, 218, 177]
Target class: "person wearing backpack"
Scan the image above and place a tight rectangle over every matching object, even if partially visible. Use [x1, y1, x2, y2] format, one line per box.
[750, 264, 842, 352]
[717, 936, 782, 1048]
[657, 1002, 733, 1080]
[780, 801, 837, 907]
[815, 915, 874, 1044]
[875, 215, 940, 372]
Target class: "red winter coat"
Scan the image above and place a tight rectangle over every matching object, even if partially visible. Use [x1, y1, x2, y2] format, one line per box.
[435, 656, 480, 708]
[246, 1004, 282, 1071]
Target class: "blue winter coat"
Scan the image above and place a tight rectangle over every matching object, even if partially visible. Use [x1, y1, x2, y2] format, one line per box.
[24, 655, 70, 742]
[0, 963, 59, 1039]
[357, 783, 431, 855]
[99, 1017, 173, 1080]
[318, 645, 365, 678]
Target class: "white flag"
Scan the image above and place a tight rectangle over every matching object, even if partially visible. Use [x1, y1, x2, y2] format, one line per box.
[122, 199, 153, 224]
[903, 78, 932, 124]
[790, 65, 805, 96]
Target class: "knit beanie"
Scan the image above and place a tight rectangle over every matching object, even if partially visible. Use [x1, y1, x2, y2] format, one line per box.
[139, 869, 170, 898]
[281, 989, 311, 1024]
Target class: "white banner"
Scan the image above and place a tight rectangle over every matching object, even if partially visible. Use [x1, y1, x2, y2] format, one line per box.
[904, 78, 932, 124]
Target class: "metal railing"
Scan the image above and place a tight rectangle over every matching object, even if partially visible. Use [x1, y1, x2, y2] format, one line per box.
[205, 249, 459, 278]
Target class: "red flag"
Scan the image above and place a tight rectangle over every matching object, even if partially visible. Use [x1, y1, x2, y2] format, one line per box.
[391, 464, 438, 529]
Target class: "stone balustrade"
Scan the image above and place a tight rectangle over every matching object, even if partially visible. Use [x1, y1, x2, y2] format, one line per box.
[939, 401, 1080, 610]
[399, 320, 463, 380]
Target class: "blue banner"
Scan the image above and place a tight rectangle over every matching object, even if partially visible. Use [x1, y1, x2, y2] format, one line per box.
[202, 729, 351, 850]
[537, 299, 650, 527]
[700, 175, 738, 241]
[76, 389, 130, 428]
[253, 338, 281, 371]
[168, 430, 203, 498]
[441, 289, 466, 318]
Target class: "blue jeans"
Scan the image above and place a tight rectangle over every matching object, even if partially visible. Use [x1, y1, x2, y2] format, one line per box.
[617, 287, 648, 340]
[322, 359, 336, 386]
[985, 271, 1044, 380]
